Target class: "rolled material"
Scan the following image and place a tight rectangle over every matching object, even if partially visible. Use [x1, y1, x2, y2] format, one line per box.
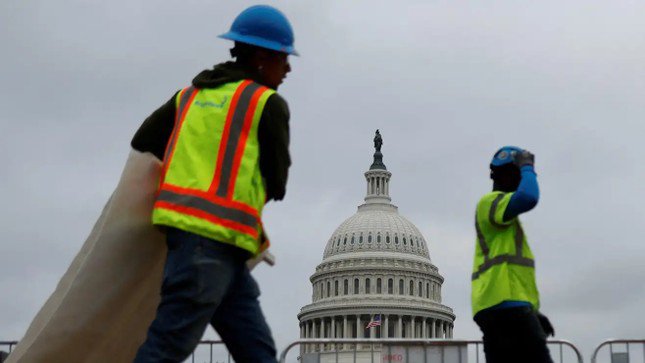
[8, 150, 167, 363]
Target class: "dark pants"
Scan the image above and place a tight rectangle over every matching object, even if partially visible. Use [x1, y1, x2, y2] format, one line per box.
[134, 228, 277, 363]
[474, 306, 553, 363]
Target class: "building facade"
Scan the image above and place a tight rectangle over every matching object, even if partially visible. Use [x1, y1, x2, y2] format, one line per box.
[297, 132, 455, 360]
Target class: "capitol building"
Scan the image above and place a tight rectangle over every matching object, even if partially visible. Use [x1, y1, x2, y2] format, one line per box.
[297, 131, 456, 361]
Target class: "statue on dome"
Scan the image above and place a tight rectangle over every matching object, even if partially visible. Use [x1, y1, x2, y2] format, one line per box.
[374, 129, 383, 152]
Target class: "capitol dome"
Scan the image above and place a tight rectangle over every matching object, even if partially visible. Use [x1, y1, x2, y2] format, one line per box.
[298, 131, 455, 360]
[323, 204, 431, 260]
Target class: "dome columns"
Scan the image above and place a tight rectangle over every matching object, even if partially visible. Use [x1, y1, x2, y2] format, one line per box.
[299, 314, 455, 353]
[366, 172, 390, 197]
[364, 170, 392, 204]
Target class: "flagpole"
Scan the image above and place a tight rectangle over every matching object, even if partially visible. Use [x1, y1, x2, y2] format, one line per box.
[375, 314, 381, 336]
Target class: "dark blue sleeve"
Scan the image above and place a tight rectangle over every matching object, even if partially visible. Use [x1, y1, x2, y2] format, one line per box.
[503, 165, 539, 222]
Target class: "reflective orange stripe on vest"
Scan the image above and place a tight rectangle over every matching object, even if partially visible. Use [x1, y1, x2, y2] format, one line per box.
[159, 86, 199, 186]
[209, 81, 265, 198]
[155, 185, 259, 238]
[156, 80, 270, 239]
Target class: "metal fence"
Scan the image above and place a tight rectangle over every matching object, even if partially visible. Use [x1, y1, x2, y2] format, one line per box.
[9, 337, 628, 363]
[278, 338, 584, 363]
[0, 340, 229, 363]
[591, 339, 645, 363]
[186, 340, 230, 363]
[0, 342, 17, 363]
[0, 341, 17, 354]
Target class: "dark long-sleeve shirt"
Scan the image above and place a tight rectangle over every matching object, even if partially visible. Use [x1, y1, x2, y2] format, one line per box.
[131, 62, 291, 201]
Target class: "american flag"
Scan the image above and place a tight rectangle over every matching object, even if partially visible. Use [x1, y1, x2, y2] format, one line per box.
[365, 314, 381, 329]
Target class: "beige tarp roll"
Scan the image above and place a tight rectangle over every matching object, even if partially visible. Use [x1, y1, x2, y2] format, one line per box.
[8, 150, 167, 363]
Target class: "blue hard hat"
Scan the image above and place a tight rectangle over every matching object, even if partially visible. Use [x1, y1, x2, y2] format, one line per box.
[490, 146, 524, 167]
[219, 5, 298, 56]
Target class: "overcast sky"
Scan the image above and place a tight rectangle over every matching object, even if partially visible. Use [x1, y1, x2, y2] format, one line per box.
[1, 1, 644, 362]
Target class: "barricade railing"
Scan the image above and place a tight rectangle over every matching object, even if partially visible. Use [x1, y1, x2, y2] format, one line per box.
[591, 339, 645, 363]
[188, 340, 230, 363]
[0, 340, 227, 363]
[0, 341, 18, 363]
[0, 341, 17, 354]
[278, 338, 584, 363]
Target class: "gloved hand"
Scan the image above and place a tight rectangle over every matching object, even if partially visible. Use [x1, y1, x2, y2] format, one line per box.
[514, 150, 535, 167]
[537, 312, 555, 337]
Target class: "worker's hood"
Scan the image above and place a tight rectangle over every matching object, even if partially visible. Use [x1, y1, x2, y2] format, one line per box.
[192, 61, 263, 89]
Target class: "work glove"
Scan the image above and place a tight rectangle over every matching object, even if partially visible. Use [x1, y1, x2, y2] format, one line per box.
[537, 312, 555, 337]
[513, 150, 535, 167]
[246, 250, 276, 270]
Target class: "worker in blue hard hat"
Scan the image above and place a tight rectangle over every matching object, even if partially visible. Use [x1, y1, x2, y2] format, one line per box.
[132, 5, 297, 363]
[471, 146, 555, 363]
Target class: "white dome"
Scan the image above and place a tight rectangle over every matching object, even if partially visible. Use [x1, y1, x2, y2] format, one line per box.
[323, 205, 431, 260]
[298, 133, 455, 352]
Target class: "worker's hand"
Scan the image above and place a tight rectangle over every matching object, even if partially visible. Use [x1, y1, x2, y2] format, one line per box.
[246, 250, 276, 270]
[537, 312, 555, 337]
[514, 150, 535, 167]
[263, 251, 276, 266]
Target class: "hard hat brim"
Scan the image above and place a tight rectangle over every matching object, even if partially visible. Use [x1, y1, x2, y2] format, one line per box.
[219, 32, 299, 56]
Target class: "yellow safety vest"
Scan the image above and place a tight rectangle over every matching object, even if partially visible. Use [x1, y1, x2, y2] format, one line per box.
[152, 80, 275, 255]
[471, 191, 540, 316]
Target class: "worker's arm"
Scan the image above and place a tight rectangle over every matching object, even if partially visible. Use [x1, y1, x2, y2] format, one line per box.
[131, 92, 179, 160]
[503, 165, 539, 222]
[258, 93, 291, 202]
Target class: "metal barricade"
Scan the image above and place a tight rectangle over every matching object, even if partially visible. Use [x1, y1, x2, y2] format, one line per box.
[278, 338, 583, 363]
[0, 341, 17, 363]
[591, 339, 645, 363]
[0, 340, 227, 363]
[188, 340, 230, 363]
[0, 341, 17, 353]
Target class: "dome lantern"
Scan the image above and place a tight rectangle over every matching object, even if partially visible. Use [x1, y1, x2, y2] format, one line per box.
[364, 129, 393, 206]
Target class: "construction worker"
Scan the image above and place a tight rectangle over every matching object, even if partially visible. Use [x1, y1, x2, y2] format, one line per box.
[471, 146, 555, 363]
[130, 5, 296, 363]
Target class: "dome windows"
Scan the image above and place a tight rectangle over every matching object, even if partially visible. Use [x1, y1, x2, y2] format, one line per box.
[311, 275, 446, 299]
[322, 212, 433, 260]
